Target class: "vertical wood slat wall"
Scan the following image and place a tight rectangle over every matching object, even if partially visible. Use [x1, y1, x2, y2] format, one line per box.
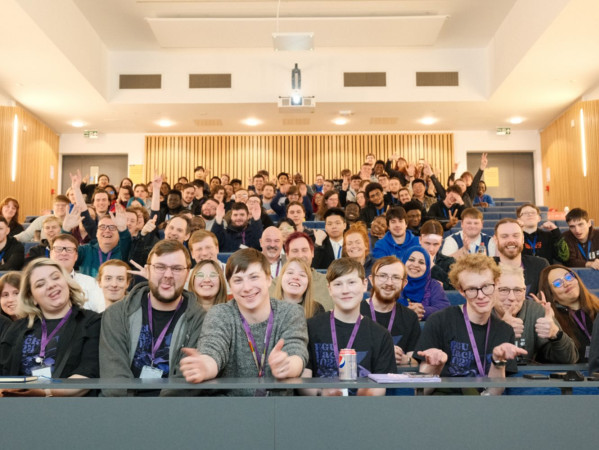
[145, 133, 454, 187]
[0, 106, 59, 221]
[541, 100, 599, 221]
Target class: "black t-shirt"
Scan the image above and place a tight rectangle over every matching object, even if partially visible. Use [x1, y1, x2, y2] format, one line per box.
[131, 296, 188, 378]
[359, 299, 420, 352]
[414, 305, 517, 377]
[307, 312, 396, 378]
[20, 318, 63, 376]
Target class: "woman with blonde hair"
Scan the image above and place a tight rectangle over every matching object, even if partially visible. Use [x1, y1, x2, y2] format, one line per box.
[343, 222, 374, 280]
[189, 259, 228, 311]
[273, 258, 324, 318]
[0, 258, 101, 397]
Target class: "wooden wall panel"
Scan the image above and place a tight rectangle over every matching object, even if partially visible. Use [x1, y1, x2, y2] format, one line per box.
[0, 106, 59, 221]
[541, 100, 599, 221]
[145, 133, 454, 189]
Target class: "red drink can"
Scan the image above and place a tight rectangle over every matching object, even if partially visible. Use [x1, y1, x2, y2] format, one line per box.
[339, 349, 357, 381]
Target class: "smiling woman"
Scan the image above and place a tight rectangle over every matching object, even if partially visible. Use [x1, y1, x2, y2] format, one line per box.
[190, 260, 228, 311]
[0, 258, 101, 397]
[273, 258, 324, 318]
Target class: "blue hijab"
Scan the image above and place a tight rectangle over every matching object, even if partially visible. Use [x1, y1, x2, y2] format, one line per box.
[399, 245, 432, 305]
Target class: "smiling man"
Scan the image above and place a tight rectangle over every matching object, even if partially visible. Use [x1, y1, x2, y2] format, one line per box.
[372, 207, 419, 260]
[100, 240, 205, 397]
[180, 248, 308, 396]
[303, 257, 396, 397]
[442, 208, 496, 257]
[493, 218, 548, 295]
[212, 202, 263, 252]
[260, 226, 285, 278]
[557, 208, 599, 270]
[413, 254, 527, 395]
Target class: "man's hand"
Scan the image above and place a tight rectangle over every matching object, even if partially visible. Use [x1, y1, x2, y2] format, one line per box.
[62, 205, 83, 231]
[447, 209, 459, 228]
[531, 291, 560, 339]
[128, 260, 148, 280]
[215, 201, 226, 224]
[267, 339, 293, 380]
[151, 170, 164, 193]
[417, 348, 448, 367]
[394, 345, 405, 365]
[180, 348, 213, 384]
[248, 201, 262, 221]
[586, 259, 599, 270]
[140, 216, 157, 237]
[314, 229, 327, 247]
[539, 221, 558, 231]
[110, 204, 128, 232]
[492, 343, 527, 362]
[70, 169, 82, 189]
[501, 303, 524, 338]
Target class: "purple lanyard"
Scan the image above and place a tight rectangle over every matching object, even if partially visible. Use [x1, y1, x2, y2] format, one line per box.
[98, 249, 112, 265]
[39, 307, 73, 360]
[240, 309, 275, 377]
[275, 260, 281, 277]
[368, 300, 396, 333]
[570, 309, 592, 341]
[330, 312, 361, 369]
[462, 306, 491, 377]
[241, 230, 246, 246]
[147, 295, 184, 364]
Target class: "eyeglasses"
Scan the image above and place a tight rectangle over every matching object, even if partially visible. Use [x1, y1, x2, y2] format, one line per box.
[551, 272, 575, 289]
[195, 271, 219, 280]
[52, 246, 77, 254]
[519, 211, 538, 217]
[149, 264, 188, 275]
[98, 225, 117, 231]
[497, 287, 526, 297]
[375, 273, 404, 283]
[463, 283, 495, 299]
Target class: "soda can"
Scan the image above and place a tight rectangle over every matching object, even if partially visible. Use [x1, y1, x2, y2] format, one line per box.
[339, 349, 357, 381]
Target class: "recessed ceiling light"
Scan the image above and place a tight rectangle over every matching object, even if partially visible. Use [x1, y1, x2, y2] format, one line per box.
[157, 119, 173, 127]
[333, 117, 348, 125]
[243, 118, 262, 126]
[70, 120, 85, 128]
[509, 117, 524, 124]
[419, 117, 437, 125]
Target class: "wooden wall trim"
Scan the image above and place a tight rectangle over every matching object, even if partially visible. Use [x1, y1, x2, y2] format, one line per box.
[0, 106, 59, 221]
[541, 100, 599, 221]
[144, 133, 454, 188]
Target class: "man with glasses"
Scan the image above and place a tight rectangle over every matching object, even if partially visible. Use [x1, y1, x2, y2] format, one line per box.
[361, 256, 420, 366]
[516, 203, 560, 263]
[49, 234, 104, 313]
[493, 218, 548, 295]
[100, 240, 205, 396]
[413, 254, 526, 394]
[495, 264, 577, 363]
[62, 207, 132, 278]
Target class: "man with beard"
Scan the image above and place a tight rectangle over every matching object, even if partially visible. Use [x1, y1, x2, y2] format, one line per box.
[360, 256, 420, 366]
[200, 198, 219, 231]
[157, 190, 184, 227]
[260, 226, 285, 278]
[99, 240, 205, 396]
[384, 177, 403, 206]
[493, 218, 548, 295]
[359, 183, 390, 225]
[212, 201, 263, 252]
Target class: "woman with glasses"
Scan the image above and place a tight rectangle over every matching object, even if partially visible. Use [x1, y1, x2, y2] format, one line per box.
[273, 258, 324, 318]
[0, 258, 101, 397]
[399, 246, 450, 320]
[495, 264, 577, 364]
[537, 265, 599, 362]
[189, 260, 228, 311]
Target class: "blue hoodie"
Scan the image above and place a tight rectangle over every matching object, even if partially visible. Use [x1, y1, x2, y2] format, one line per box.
[371, 229, 419, 260]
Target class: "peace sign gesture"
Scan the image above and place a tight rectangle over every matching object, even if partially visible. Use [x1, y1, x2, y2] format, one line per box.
[447, 209, 459, 228]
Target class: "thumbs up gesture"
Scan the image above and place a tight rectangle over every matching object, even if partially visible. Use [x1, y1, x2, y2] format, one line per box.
[268, 339, 291, 380]
[141, 215, 158, 236]
[180, 348, 215, 384]
[531, 292, 560, 339]
[502, 303, 524, 338]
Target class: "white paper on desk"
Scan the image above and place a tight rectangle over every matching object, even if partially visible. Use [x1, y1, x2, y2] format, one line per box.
[368, 373, 441, 383]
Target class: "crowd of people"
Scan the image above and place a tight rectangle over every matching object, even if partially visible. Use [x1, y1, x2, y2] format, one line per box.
[0, 151, 598, 397]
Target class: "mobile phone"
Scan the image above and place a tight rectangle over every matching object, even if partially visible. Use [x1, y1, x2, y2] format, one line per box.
[550, 372, 566, 379]
[523, 373, 549, 380]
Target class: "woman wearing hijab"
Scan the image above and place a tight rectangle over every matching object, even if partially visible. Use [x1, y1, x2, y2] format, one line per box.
[400, 246, 450, 321]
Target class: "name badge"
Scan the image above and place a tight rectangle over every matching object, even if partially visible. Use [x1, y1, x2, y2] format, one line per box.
[586, 346, 591, 359]
[239, 244, 249, 249]
[140, 365, 163, 379]
[31, 365, 52, 378]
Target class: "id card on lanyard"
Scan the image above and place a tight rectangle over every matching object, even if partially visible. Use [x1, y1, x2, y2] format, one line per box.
[462, 305, 491, 377]
[31, 308, 73, 378]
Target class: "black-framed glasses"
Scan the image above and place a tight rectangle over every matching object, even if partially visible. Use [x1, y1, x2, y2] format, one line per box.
[551, 272, 575, 289]
[52, 246, 77, 254]
[98, 225, 117, 231]
[463, 283, 495, 299]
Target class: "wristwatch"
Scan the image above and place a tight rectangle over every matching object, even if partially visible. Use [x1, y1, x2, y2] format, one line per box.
[491, 358, 508, 367]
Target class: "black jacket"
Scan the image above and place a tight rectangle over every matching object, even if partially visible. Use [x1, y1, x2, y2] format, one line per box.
[0, 235, 24, 271]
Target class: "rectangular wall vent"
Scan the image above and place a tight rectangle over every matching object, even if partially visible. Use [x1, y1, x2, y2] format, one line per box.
[119, 74, 162, 89]
[189, 74, 232, 89]
[416, 71, 459, 86]
[344, 72, 386, 87]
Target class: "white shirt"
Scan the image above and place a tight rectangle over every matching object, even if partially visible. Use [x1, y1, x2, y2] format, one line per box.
[71, 270, 105, 313]
[441, 232, 496, 257]
[330, 239, 344, 259]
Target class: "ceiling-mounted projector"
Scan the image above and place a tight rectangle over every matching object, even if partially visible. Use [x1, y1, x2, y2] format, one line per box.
[278, 96, 316, 113]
